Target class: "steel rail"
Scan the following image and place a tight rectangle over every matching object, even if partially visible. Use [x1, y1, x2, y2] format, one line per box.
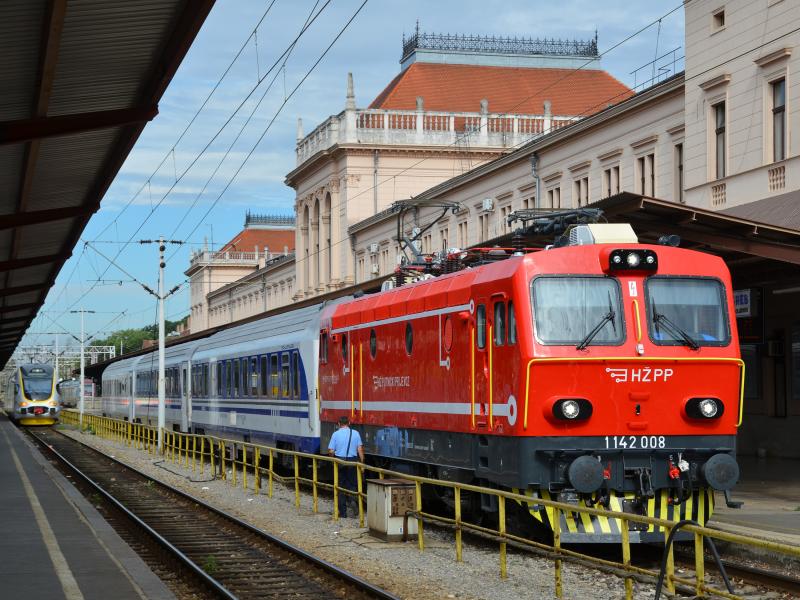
[30, 428, 399, 600]
[27, 429, 237, 599]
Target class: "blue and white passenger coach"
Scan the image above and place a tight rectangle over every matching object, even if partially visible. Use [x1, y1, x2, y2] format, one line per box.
[102, 303, 325, 454]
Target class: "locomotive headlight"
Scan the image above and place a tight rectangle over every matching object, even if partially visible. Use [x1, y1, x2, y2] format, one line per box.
[646, 255, 656, 265]
[20, 401, 29, 407]
[626, 252, 641, 268]
[561, 400, 580, 419]
[699, 398, 718, 418]
[685, 397, 724, 420]
[612, 255, 622, 265]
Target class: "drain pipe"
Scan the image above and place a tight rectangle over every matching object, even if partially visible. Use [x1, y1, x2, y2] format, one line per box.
[530, 152, 541, 209]
[373, 150, 379, 214]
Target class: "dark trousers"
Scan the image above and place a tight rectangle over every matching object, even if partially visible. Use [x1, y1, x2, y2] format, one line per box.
[338, 458, 357, 517]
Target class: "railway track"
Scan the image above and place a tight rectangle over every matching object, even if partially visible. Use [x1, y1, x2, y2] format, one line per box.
[28, 428, 398, 600]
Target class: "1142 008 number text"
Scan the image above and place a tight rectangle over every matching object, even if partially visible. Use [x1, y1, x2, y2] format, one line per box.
[604, 435, 667, 449]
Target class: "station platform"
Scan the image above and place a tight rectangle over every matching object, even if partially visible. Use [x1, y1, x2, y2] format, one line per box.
[709, 455, 800, 548]
[0, 414, 174, 600]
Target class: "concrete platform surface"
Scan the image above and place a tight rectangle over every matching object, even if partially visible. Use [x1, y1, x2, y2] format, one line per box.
[710, 456, 800, 548]
[0, 415, 174, 600]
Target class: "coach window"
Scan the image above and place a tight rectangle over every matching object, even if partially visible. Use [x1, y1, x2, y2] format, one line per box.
[293, 351, 301, 399]
[281, 353, 291, 397]
[203, 364, 209, 397]
[476, 304, 487, 349]
[260, 356, 268, 396]
[370, 329, 377, 359]
[233, 359, 240, 397]
[494, 302, 506, 346]
[270, 354, 279, 397]
[405, 323, 413, 355]
[250, 357, 258, 396]
[216, 363, 222, 396]
[240, 358, 248, 397]
[508, 302, 517, 345]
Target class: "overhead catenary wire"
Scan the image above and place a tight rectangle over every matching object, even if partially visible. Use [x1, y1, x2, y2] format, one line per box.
[49, 1, 335, 326]
[282, 18, 800, 278]
[167, 0, 370, 261]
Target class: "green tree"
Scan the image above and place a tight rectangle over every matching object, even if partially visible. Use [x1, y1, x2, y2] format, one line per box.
[90, 316, 188, 355]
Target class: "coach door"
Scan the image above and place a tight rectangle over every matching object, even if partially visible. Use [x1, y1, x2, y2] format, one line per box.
[473, 302, 489, 429]
[181, 364, 189, 432]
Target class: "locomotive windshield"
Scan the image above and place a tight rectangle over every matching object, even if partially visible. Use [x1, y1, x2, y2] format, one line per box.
[21, 372, 53, 399]
[645, 277, 730, 346]
[532, 276, 624, 345]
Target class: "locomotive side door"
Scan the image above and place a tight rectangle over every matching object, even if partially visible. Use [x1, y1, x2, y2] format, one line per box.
[473, 301, 489, 428]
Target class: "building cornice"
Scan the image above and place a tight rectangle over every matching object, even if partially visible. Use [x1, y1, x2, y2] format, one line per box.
[754, 46, 792, 68]
[698, 73, 731, 91]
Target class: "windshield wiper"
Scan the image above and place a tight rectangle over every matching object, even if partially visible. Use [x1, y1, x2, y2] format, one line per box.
[651, 301, 699, 350]
[576, 296, 616, 351]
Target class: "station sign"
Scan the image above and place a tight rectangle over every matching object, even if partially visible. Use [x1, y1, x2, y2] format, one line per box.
[734, 289, 751, 318]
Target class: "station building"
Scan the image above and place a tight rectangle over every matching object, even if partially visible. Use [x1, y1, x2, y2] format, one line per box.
[186, 213, 295, 331]
[186, 0, 800, 457]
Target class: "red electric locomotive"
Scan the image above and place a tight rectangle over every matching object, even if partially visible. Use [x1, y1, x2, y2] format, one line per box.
[318, 222, 742, 542]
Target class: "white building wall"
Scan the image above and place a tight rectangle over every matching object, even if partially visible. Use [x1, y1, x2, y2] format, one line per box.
[683, 0, 799, 208]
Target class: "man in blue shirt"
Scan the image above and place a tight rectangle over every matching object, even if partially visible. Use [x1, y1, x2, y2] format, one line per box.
[327, 416, 364, 518]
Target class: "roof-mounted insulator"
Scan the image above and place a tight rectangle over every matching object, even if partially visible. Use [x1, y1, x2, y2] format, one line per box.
[511, 230, 525, 256]
[395, 268, 406, 288]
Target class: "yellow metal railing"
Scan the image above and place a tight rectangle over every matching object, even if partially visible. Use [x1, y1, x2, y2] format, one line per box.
[59, 410, 799, 600]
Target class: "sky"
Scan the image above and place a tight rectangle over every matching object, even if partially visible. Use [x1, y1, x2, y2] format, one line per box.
[23, 0, 685, 349]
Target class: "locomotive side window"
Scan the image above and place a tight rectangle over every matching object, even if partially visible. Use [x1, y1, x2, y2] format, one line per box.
[405, 323, 413, 355]
[370, 329, 377, 359]
[494, 303, 506, 346]
[476, 304, 487, 349]
[341, 333, 348, 362]
[645, 277, 729, 346]
[532, 277, 624, 345]
[320, 332, 329, 363]
[508, 302, 517, 345]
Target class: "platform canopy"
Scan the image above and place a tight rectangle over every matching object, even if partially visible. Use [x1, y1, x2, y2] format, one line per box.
[0, 0, 215, 367]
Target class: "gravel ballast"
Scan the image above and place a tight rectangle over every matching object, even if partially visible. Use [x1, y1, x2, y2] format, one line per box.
[57, 427, 771, 600]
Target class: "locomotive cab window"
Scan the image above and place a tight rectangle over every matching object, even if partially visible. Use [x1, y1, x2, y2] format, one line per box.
[645, 277, 729, 346]
[532, 276, 624, 346]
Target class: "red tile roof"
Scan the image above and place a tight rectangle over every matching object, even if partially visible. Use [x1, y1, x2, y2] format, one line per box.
[219, 228, 295, 254]
[369, 63, 632, 116]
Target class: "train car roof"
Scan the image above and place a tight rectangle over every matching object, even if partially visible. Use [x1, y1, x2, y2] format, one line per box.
[192, 303, 324, 362]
